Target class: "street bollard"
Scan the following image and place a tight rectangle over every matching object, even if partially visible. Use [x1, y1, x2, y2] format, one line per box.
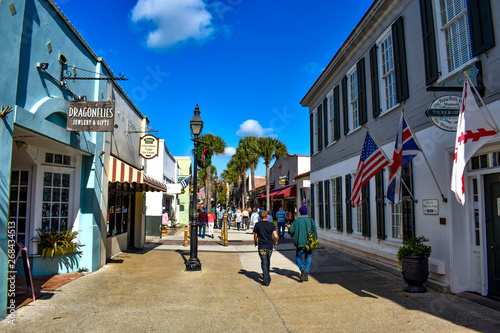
[184, 226, 188, 247]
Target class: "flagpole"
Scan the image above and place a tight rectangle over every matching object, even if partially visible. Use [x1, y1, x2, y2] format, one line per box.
[401, 179, 417, 203]
[401, 110, 448, 202]
[365, 126, 391, 162]
[466, 76, 500, 131]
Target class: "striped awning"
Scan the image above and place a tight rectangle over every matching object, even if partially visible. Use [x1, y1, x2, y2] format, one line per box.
[108, 156, 168, 192]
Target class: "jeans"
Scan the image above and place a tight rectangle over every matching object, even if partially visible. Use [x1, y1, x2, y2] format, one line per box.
[218, 218, 223, 229]
[258, 248, 273, 286]
[277, 222, 286, 238]
[198, 222, 206, 238]
[295, 247, 312, 276]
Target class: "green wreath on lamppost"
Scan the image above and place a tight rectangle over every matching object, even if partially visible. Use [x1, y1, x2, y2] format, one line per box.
[197, 144, 212, 168]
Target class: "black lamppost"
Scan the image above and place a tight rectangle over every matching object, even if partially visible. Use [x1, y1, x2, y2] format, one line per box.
[186, 104, 203, 271]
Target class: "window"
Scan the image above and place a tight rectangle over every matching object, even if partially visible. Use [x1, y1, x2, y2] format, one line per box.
[440, 0, 472, 72]
[380, 33, 397, 110]
[45, 153, 71, 166]
[356, 195, 363, 234]
[107, 185, 133, 237]
[349, 67, 359, 130]
[9, 170, 29, 246]
[328, 92, 335, 143]
[390, 202, 403, 240]
[42, 172, 70, 232]
[314, 110, 318, 152]
[331, 178, 338, 230]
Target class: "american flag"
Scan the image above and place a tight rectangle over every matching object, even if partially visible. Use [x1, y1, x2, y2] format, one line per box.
[351, 131, 390, 207]
[387, 112, 421, 203]
[199, 187, 206, 199]
[180, 174, 192, 189]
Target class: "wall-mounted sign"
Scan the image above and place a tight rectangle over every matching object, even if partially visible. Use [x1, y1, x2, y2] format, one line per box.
[425, 95, 461, 132]
[422, 199, 439, 215]
[139, 134, 159, 159]
[67, 101, 115, 132]
[303, 180, 310, 188]
[166, 184, 182, 194]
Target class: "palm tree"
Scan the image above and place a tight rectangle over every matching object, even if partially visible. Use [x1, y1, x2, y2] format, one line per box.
[233, 145, 250, 209]
[239, 136, 260, 206]
[199, 134, 227, 212]
[221, 167, 238, 207]
[257, 137, 288, 211]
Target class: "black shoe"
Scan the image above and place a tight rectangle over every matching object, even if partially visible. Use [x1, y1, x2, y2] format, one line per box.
[304, 275, 308, 281]
[300, 269, 307, 282]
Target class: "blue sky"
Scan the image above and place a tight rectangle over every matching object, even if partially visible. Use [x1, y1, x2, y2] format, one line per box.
[54, 0, 374, 177]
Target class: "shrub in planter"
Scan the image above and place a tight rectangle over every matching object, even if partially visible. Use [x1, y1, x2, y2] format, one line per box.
[34, 229, 79, 259]
[396, 236, 432, 293]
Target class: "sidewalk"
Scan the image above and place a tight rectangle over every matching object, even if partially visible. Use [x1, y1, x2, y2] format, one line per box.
[2, 228, 500, 332]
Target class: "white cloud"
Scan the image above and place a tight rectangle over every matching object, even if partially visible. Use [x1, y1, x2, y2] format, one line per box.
[236, 120, 274, 137]
[223, 146, 236, 157]
[131, 0, 214, 48]
[301, 62, 324, 74]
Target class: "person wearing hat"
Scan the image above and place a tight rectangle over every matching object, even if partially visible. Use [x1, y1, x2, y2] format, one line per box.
[286, 205, 317, 282]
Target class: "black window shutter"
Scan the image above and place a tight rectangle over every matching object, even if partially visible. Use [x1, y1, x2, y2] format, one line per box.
[361, 182, 370, 237]
[325, 179, 331, 229]
[334, 85, 341, 141]
[310, 113, 314, 155]
[392, 16, 409, 102]
[468, 0, 495, 57]
[318, 181, 324, 228]
[419, 0, 439, 85]
[357, 58, 368, 125]
[375, 170, 386, 240]
[402, 162, 415, 240]
[311, 183, 315, 220]
[323, 98, 329, 147]
[317, 104, 323, 151]
[369, 45, 381, 118]
[336, 177, 343, 231]
[345, 174, 352, 234]
[342, 76, 349, 135]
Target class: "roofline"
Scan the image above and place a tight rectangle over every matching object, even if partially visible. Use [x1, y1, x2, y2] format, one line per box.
[300, 0, 381, 107]
[47, 0, 147, 121]
[294, 171, 310, 180]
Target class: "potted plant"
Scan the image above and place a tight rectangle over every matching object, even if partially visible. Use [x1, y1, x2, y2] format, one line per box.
[34, 229, 79, 259]
[396, 236, 432, 293]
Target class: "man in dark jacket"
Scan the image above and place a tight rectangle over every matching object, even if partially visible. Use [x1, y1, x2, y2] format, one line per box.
[286, 205, 317, 282]
[198, 208, 208, 238]
[254, 210, 278, 286]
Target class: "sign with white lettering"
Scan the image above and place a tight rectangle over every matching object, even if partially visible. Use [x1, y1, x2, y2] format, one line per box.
[425, 95, 461, 132]
[67, 101, 115, 132]
[139, 134, 159, 159]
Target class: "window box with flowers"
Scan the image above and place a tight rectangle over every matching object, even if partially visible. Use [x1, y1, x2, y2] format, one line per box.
[396, 236, 432, 293]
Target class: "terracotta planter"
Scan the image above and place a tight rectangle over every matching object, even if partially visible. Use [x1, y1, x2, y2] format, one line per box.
[401, 255, 429, 293]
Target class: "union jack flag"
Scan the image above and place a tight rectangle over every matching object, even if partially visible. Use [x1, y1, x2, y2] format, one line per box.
[351, 131, 390, 207]
[387, 112, 421, 203]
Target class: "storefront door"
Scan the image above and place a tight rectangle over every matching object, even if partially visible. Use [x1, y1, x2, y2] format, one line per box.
[9, 170, 30, 248]
[484, 173, 500, 296]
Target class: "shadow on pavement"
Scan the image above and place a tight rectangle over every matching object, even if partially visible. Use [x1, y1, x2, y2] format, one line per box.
[238, 269, 262, 284]
[275, 245, 500, 332]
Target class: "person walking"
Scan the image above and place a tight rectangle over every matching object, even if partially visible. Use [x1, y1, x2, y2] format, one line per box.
[276, 206, 287, 239]
[253, 210, 278, 286]
[235, 208, 243, 231]
[207, 209, 216, 239]
[250, 208, 259, 229]
[286, 205, 317, 282]
[217, 208, 224, 229]
[242, 208, 250, 230]
[198, 208, 208, 239]
[227, 208, 233, 229]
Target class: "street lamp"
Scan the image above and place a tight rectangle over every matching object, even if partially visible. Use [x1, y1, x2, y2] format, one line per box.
[186, 104, 203, 271]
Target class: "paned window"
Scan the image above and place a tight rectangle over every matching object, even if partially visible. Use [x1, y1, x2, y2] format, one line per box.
[440, 0, 472, 72]
[45, 153, 71, 166]
[328, 93, 335, 143]
[331, 179, 338, 230]
[381, 33, 397, 110]
[42, 172, 70, 232]
[9, 171, 29, 246]
[349, 69, 359, 130]
[356, 196, 363, 234]
[391, 202, 403, 240]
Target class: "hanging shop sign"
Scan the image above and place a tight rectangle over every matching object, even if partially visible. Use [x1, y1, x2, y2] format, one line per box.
[425, 95, 461, 132]
[67, 101, 115, 132]
[139, 134, 159, 159]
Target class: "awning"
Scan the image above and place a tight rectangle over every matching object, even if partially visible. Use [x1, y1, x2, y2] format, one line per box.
[258, 184, 296, 199]
[109, 156, 168, 192]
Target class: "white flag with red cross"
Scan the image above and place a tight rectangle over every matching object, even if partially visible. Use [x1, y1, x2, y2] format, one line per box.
[451, 80, 498, 205]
